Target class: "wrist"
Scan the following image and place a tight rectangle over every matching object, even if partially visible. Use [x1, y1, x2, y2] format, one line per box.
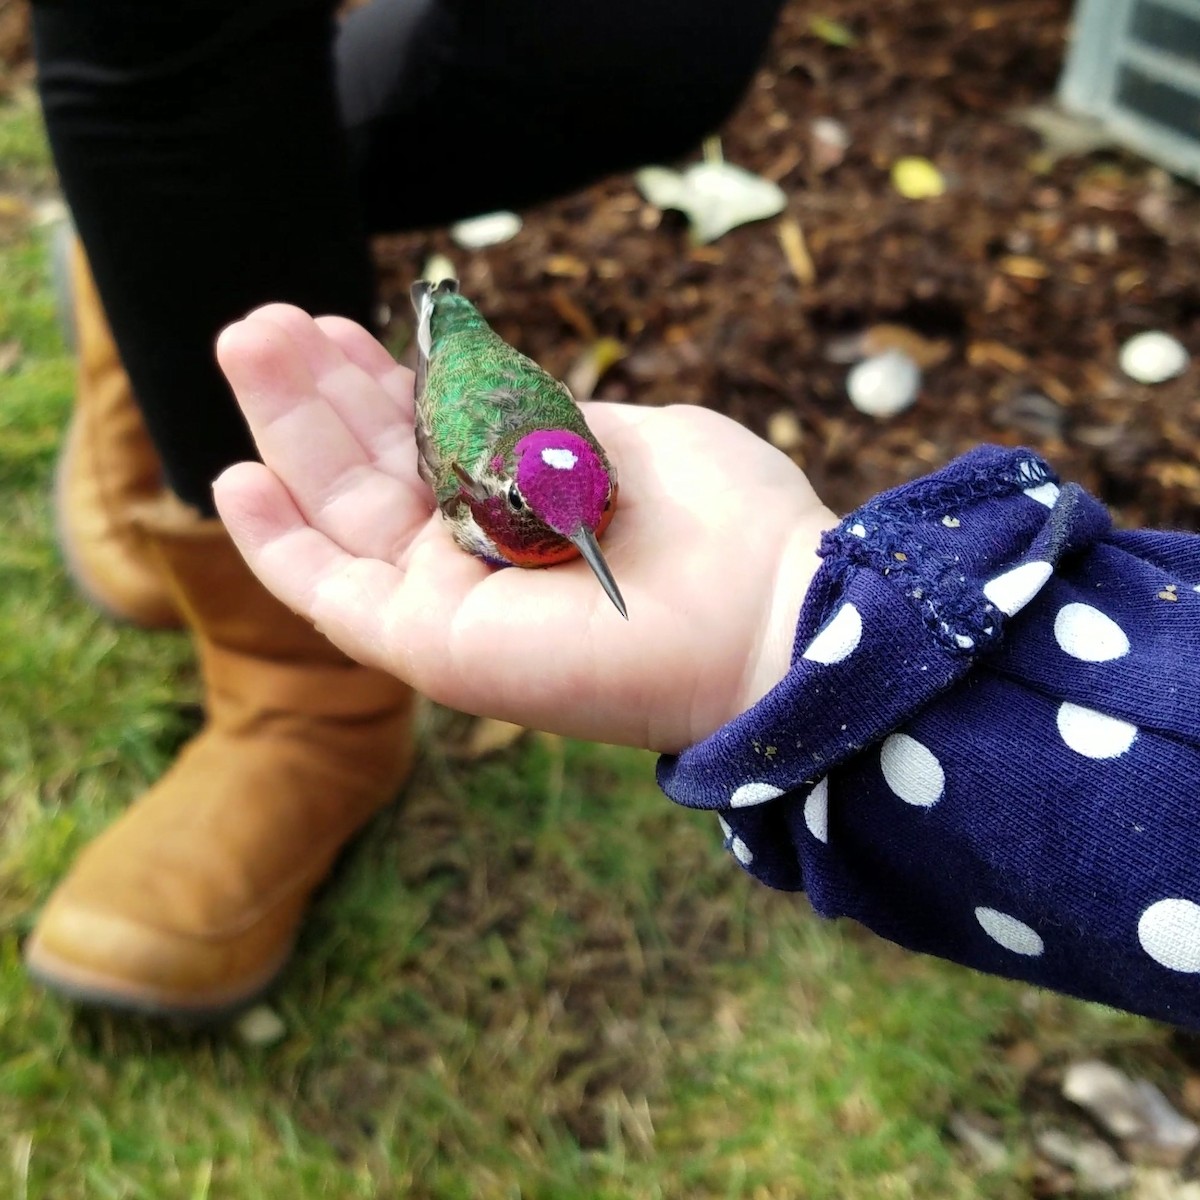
[732, 507, 837, 726]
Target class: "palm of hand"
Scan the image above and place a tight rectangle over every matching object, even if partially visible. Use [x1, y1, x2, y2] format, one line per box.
[214, 306, 834, 753]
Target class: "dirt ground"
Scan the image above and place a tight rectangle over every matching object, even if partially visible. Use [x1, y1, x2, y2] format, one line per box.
[375, 0, 1200, 531]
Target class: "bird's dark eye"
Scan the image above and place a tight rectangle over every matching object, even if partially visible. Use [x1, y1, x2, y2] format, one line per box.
[507, 485, 525, 511]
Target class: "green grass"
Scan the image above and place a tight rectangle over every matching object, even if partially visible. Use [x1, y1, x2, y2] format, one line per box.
[0, 95, 1168, 1200]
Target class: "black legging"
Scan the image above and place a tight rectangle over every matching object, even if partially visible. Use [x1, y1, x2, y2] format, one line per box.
[31, 0, 785, 512]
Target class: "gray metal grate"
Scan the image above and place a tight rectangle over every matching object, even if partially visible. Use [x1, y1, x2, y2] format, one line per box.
[1060, 0, 1200, 181]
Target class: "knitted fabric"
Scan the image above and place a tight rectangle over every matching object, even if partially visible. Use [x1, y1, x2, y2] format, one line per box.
[658, 445, 1200, 1028]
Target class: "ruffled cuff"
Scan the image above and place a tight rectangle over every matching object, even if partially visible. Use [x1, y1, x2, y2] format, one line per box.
[658, 445, 1200, 1029]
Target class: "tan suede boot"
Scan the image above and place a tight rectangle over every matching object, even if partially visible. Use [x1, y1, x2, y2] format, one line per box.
[25, 495, 417, 1018]
[54, 238, 180, 628]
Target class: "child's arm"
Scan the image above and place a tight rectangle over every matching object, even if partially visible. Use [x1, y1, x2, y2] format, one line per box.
[214, 306, 1200, 1030]
[661, 445, 1200, 1029]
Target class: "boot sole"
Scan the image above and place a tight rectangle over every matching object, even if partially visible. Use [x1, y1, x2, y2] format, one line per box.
[23, 934, 294, 1026]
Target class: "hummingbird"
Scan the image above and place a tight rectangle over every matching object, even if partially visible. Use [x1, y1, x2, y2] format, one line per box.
[410, 279, 626, 618]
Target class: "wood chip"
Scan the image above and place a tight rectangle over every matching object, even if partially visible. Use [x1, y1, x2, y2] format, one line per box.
[998, 255, 1050, 280]
[777, 217, 816, 285]
[968, 340, 1030, 373]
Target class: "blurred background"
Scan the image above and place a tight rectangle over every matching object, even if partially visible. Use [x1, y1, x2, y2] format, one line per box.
[6, 1, 1200, 1197]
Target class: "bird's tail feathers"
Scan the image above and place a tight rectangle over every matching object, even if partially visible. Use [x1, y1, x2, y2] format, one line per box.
[409, 278, 459, 362]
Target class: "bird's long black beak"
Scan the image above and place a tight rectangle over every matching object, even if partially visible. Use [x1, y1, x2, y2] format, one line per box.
[569, 527, 627, 619]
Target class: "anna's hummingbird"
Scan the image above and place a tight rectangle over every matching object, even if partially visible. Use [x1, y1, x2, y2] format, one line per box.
[410, 279, 626, 618]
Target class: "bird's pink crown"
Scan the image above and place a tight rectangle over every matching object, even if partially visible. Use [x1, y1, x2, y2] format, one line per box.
[513, 430, 611, 535]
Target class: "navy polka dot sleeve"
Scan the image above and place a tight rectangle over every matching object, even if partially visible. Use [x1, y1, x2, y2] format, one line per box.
[658, 445, 1200, 1029]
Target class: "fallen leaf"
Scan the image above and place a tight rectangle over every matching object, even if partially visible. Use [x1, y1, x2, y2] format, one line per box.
[1012, 103, 1118, 163]
[891, 157, 946, 200]
[1133, 1166, 1200, 1199]
[948, 1111, 1009, 1171]
[808, 15, 858, 47]
[1036, 1128, 1133, 1192]
[1063, 1061, 1200, 1166]
[636, 161, 787, 244]
[566, 337, 626, 399]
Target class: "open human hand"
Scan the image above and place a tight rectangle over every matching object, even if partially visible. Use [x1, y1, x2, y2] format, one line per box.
[212, 305, 835, 753]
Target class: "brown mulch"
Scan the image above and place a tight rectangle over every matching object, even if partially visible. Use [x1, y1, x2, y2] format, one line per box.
[377, 0, 1200, 529]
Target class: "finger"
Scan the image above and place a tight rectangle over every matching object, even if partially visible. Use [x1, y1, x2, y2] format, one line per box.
[216, 313, 430, 564]
[248, 304, 417, 480]
[315, 314, 415, 410]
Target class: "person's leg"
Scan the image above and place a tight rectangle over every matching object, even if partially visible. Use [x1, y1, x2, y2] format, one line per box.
[34, 0, 785, 508]
[32, 0, 374, 513]
[26, 0, 413, 1018]
[339, 0, 788, 232]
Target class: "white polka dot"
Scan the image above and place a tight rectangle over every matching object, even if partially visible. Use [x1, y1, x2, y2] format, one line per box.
[802, 603, 862, 665]
[804, 777, 829, 843]
[975, 907, 1045, 956]
[541, 447, 578, 470]
[730, 781, 784, 808]
[1056, 702, 1137, 759]
[942, 515, 961, 528]
[983, 560, 1053, 616]
[718, 815, 732, 838]
[1024, 482, 1060, 508]
[850, 523, 867, 537]
[954, 634, 975, 650]
[1054, 603, 1130, 662]
[1139, 899, 1200, 972]
[880, 733, 944, 807]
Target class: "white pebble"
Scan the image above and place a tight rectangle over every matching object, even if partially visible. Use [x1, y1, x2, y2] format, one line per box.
[1119, 331, 1189, 384]
[234, 1004, 287, 1047]
[847, 350, 921, 418]
[450, 210, 523, 248]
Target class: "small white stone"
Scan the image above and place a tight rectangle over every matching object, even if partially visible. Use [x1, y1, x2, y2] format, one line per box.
[235, 1004, 287, 1047]
[846, 350, 921, 418]
[1119, 331, 1189, 384]
[450, 210, 523, 248]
